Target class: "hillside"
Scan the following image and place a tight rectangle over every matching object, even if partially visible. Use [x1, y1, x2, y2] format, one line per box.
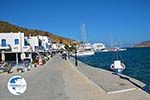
[134, 41, 150, 48]
[0, 21, 75, 45]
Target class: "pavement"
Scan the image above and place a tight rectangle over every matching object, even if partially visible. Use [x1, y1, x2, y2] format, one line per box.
[69, 57, 150, 99]
[69, 57, 146, 93]
[0, 55, 149, 100]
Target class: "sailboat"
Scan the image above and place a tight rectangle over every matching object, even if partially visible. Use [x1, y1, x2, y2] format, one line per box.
[110, 50, 126, 73]
[104, 34, 127, 52]
[72, 24, 94, 56]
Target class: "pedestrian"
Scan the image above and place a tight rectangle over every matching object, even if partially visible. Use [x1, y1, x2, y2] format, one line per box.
[50, 52, 53, 58]
[67, 51, 70, 59]
[62, 51, 67, 60]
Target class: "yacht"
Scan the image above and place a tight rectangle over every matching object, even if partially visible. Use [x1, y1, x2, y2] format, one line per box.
[92, 43, 105, 52]
[72, 43, 94, 56]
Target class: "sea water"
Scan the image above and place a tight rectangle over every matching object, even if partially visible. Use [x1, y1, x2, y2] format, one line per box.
[78, 47, 150, 93]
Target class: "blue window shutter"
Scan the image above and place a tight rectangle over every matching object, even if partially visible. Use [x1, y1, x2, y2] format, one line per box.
[15, 39, 19, 45]
[1, 39, 6, 47]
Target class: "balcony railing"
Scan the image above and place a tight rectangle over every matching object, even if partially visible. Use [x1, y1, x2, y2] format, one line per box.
[23, 46, 33, 52]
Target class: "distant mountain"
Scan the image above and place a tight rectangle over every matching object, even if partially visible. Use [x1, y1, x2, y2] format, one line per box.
[134, 41, 150, 48]
[0, 21, 75, 45]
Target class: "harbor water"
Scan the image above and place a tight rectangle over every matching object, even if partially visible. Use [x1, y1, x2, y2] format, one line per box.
[78, 47, 150, 93]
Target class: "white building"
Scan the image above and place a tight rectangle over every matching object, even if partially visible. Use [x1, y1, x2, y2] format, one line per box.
[0, 32, 32, 52]
[58, 43, 65, 50]
[51, 42, 65, 50]
[38, 36, 51, 51]
[51, 43, 58, 50]
[25, 35, 51, 52]
[25, 36, 39, 52]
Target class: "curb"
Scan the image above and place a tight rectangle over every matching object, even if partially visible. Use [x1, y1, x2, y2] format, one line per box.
[67, 60, 106, 94]
[68, 59, 142, 94]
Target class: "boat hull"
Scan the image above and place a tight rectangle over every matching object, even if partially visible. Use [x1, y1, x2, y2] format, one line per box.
[72, 51, 94, 56]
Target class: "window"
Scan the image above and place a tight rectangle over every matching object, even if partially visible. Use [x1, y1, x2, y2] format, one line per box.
[48, 39, 51, 43]
[15, 39, 19, 45]
[24, 39, 30, 46]
[1, 39, 6, 47]
[25, 53, 29, 57]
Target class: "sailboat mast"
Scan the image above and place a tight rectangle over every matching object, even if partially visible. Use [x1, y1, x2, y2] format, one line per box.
[81, 24, 87, 44]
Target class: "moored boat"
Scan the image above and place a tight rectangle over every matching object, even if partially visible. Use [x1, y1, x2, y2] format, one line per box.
[92, 43, 105, 52]
[110, 50, 126, 73]
[72, 43, 94, 56]
[110, 60, 126, 73]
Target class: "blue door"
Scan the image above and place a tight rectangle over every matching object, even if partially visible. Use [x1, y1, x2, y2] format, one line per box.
[1, 39, 6, 47]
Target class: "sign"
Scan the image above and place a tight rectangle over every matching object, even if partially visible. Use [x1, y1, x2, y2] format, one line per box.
[7, 76, 27, 95]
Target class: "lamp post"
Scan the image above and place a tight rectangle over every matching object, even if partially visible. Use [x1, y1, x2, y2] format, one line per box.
[75, 44, 78, 66]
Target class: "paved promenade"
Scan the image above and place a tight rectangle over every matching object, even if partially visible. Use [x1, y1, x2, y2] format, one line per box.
[0, 55, 150, 100]
[69, 57, 150, 99]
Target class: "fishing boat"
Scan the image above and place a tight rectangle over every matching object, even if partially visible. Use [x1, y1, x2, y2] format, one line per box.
[110, 60, 126, 73]
[110, 50, 126, 73]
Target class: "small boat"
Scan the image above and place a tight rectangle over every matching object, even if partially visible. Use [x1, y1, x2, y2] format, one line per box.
[101, 49, 109, 52]
[110, 60, 126, 73]
[110, 50, 126, 73]
[110, 47, 127, 52]
[119, 48, 127, 51]
[97, 47, 127, 53]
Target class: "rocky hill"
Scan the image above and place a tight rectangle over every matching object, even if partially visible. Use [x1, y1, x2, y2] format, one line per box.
[0, 21, 75, 45]
[134, 41, 150, 48]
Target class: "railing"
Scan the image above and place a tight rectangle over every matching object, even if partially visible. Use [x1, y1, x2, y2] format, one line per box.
[23, 46, 32, 52]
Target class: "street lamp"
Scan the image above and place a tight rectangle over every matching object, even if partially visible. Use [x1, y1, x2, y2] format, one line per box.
[75, 44, 78, 66]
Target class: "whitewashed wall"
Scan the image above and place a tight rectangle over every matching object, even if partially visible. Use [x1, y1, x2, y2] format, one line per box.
[0, 32, 25, 52]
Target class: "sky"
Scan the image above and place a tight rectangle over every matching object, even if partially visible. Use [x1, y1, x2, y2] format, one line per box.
[0, 0, 150, 46]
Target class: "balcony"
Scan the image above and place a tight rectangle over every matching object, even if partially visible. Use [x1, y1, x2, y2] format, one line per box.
[22, 46, 33, 52]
